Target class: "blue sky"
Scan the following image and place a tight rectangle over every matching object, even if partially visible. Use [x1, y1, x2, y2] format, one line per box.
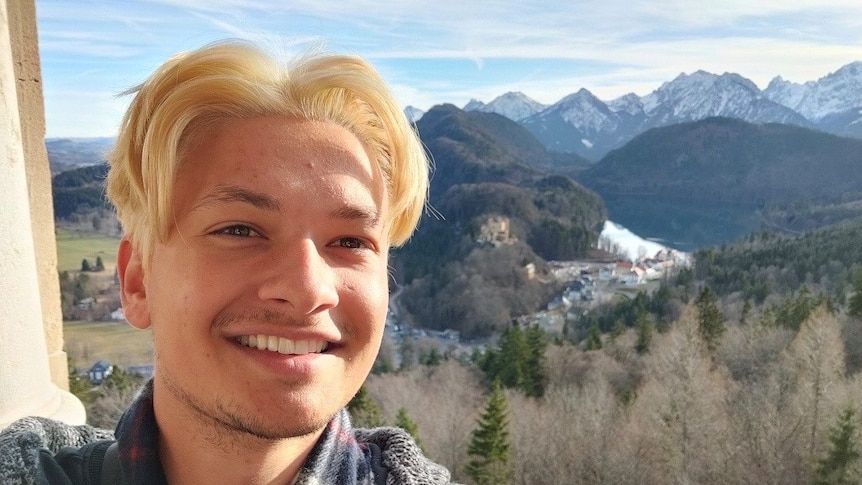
[36, 0, 862, 138]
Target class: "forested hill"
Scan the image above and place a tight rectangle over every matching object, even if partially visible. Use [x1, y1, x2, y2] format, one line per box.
[580, 117, 862, 206]
[51, 163, 110, 219]
[698, 216, 862, 308]
[573, 117, 862, 248]
[394, 105, 607, 338]
[417, 104, 591, 195]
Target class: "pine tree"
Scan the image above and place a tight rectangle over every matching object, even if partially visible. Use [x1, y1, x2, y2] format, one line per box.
[347, 385, 385, 428]
[523, 325, 548, 398]
[635, 312, 652, 355]
[695, 285, 725, 351]
[465, 382, 513, 485]
[81, 258, 92, 272]
[95, 256, 105, 272]
[497, 324, 528, 390]
[814, 406, 861, 485]
[394, 407, 423, 451]
[585, 324, 603, 351]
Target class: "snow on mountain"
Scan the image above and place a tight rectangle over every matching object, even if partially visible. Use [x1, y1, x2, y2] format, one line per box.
[548, 88, 619, 133]
[461, 61, 861, 159]
[640, 70, 807, 126]
[463, 99, 486, 111]
[404, 106, 425, 123]
[764, 61, 862, 120]
[607, 93, 645, 117]
[467, 91, 546, 121]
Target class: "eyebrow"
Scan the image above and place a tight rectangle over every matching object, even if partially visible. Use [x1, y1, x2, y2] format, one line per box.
[331, 205, 382, 227]
[193, 184, 281, 212]
[192, 183, 382, 226]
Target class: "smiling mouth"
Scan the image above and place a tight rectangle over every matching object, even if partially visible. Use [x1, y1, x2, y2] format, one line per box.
[237, 335, 330, 355]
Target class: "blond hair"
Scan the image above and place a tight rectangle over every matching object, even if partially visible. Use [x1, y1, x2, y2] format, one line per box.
[106, 40, 428, 262]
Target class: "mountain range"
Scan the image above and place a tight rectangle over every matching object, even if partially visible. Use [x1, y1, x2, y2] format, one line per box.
[407, 61, 862, 160]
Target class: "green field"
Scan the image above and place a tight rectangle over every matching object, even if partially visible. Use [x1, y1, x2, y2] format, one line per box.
[56, 228, 120, 273]
[64, 321, 153, 371]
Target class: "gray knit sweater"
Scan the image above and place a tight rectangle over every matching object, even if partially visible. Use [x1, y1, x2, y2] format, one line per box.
[0, 403, 453, 484]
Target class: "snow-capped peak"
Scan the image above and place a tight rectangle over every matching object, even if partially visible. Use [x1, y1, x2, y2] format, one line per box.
[463, 99, 486, 111]
[607, 93, 644, 116]
[469, 91, 547, 121]
[764, 61, 862, 120]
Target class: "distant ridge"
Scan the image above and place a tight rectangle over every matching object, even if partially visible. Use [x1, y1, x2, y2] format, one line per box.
[452, 61, 862, 160]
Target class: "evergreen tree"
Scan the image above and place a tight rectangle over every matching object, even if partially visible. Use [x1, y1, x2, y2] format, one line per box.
[849, 270, 862, 318]
[523, 325, 548, 398]
[635, 312, 652, 355]
[496, 324, 528, 390]
[399, 338, 416, 371]
[394, 407, 423, 451]
[371, 351, 394, 375]
[420, 347, 442, 366]
[585, 323, 603, 351]
[347, 385, 385, 428]
[80, 258, 92, 272]
[465, 382, 513, 485]
[814, 406, 861, 485]
[94, 255, 105, 272]
[696, 285, 725, 351]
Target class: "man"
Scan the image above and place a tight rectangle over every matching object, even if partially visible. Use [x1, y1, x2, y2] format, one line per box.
[0, 40, 451, 484]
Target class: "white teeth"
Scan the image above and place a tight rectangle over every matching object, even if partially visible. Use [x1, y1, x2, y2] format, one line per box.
[278, 338, 293, 354]
[238, 335, 327, 355]
[295, 340, 309, 354]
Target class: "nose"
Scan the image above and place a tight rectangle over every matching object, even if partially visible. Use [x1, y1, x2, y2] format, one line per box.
[258, 239, 339, 315]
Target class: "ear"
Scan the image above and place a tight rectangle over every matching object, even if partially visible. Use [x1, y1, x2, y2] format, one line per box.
[117, 237, 151, 330]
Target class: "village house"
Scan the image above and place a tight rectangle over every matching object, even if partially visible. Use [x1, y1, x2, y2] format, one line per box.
[86, 360, 113, 385]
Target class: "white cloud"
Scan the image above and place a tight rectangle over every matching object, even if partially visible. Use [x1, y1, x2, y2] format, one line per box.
[35, 0, 862, 136]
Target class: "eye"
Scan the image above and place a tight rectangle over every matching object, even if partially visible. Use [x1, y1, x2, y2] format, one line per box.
[334, 237, 367, 249]
[215, 225, 261, 238]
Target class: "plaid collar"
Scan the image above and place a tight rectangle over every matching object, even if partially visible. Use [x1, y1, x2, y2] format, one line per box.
[114, 379, 168, 485]
[114, 380, 374, 485]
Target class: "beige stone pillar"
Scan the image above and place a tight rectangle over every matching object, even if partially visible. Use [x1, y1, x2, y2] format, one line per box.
[10, 0, 70, 393]
[0, 0, 85, 428]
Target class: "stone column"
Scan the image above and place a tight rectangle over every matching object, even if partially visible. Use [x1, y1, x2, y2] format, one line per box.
[0, 0, 85, 428]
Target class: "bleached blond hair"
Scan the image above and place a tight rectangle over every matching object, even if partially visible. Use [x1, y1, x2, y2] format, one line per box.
[106, 40, 428, 263]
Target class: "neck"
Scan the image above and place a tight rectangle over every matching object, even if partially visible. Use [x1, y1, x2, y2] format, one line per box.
[153, 385, 325, 485]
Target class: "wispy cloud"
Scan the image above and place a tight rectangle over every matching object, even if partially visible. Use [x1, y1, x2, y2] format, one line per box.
[35, 0, 862, 136]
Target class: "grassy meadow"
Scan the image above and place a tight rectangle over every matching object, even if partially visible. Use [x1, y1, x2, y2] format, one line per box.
[56, 228, 120, 273]
[57, 228, 146, 371]
[64, 321, 153, 371]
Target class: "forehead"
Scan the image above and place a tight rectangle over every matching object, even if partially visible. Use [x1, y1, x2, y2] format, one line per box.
[173, 116, 387, 215]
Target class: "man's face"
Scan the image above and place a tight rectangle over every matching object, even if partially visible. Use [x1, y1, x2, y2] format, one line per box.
[120, 116, 390, 439]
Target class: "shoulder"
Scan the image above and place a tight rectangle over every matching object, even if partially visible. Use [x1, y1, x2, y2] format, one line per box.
[0, 416, 114, 484]
[355, 427, 454, 485]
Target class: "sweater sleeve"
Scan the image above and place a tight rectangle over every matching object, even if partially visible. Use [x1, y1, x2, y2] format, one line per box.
[355, 427, 455, 485]
[0, 416, 114, 484]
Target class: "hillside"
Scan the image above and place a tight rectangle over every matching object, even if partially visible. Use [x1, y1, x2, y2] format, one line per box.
[698, 215, 862, 305]
[51, 163, 111, 220]
[576, 117, 862, 249]
[46, 137, 113, 173]
[394, 105, 606, 337]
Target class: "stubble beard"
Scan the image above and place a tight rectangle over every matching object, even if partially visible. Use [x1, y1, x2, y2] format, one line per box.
[156, 353, 336, 449]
